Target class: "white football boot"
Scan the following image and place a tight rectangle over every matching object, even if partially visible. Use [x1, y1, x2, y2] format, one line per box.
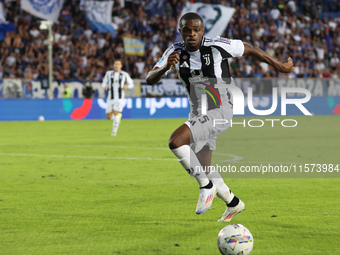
[195, 183, 218, 214]
[217, 200, 245, 222]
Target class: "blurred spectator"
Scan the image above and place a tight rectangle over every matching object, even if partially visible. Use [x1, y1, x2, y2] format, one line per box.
[82, 79, 95, 98]
[330, 53, 340, 70]
[164, 2, 173, 18]
[270, 6, 281, 20]
[315, 57, 326, 72]
[135, 57, 145, 75]
[6, 51, 16, 67]
[322, 68, 331, 78]
[0, 66, 3, 80]
[63, 83, 71, 98]
[29, 26, 40, 38]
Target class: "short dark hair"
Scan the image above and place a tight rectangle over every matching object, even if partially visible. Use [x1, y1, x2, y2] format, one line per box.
[179, 12, 203, 28]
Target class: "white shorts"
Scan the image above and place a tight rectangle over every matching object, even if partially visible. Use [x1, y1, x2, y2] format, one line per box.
[106, 99, 125, 113]
[185, 103, 233, 153]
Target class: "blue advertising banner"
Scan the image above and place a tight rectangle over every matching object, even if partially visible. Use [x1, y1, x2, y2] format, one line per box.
[0, 96, 339, 121]
[0, 97, 190, 121]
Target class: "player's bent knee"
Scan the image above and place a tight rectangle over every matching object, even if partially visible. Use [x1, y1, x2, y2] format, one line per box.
[168, 138, 179, 149]
[168, 135, 186, 149]
[168, 125, 191, 149]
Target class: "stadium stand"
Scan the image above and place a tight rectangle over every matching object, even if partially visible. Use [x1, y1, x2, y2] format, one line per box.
[0, 0, 339, 83]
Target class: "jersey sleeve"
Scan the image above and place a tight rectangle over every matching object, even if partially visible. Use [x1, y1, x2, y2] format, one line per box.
[102, 71, 109, 88]
[124, 73, 134, 89]
[154, 45, 175, 69]
[211, 37, 245, 58]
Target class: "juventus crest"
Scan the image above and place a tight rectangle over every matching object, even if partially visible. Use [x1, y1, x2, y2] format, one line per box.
[203, 54, 210, 66]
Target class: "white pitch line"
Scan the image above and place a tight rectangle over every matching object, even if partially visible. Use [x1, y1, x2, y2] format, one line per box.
[0, 144, 305, 165]
[213, 152, 244, 162]
[0, 143, 245, 162]
[0, 143, 169, 151]
[0, 153, 176, 161]
[0, 153, 304, 165]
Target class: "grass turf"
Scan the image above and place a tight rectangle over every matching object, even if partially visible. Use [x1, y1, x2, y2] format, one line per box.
[0, 116, 339, 254]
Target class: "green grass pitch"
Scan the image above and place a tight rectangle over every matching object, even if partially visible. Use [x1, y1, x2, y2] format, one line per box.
[0, 115, 339, 254]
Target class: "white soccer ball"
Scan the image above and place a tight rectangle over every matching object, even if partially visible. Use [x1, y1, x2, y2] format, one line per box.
[38, 115, 45, 121]
[217, 224, 254, 255]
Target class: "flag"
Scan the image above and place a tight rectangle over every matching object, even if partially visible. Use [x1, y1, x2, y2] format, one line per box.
[123, 37, 145, 57]
[144, 0, 165, 17]
[0, 0, 6, 23]
[83, 0, 115, 37]
[20, 0, 65, 22]
[178, 2, 235, 38]
[0, 0, 16, 41]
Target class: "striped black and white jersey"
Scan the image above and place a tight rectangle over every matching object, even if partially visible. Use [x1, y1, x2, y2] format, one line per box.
[154, 36, 244, 114]
[102, 70, 134, 100]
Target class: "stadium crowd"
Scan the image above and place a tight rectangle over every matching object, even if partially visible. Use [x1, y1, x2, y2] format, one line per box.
[0, 0, 339, 83]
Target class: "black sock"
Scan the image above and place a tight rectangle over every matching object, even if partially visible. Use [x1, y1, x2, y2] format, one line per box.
[200, 180, 213, 189]
[227, 196, 240, 207]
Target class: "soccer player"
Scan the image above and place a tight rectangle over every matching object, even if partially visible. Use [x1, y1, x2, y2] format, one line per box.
[146, 12, 294, 221]
[102, 60, 134, 136]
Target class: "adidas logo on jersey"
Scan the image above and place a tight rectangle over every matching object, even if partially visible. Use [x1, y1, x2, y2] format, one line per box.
[180, 61, 189, 68]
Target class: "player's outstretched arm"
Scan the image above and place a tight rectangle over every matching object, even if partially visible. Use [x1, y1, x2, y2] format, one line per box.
[146, 51, 181, 85]
[145, 66, 168, 85]
[243, 43, 295, 73]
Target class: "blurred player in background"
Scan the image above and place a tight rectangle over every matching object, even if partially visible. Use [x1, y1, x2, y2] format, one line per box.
[102, 60, 134, 136]
[146, 12, 294, 221]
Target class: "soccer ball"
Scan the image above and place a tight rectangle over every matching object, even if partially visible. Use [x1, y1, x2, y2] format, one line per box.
[38, 115, 45, 121]
[217, 224, 254, 255]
